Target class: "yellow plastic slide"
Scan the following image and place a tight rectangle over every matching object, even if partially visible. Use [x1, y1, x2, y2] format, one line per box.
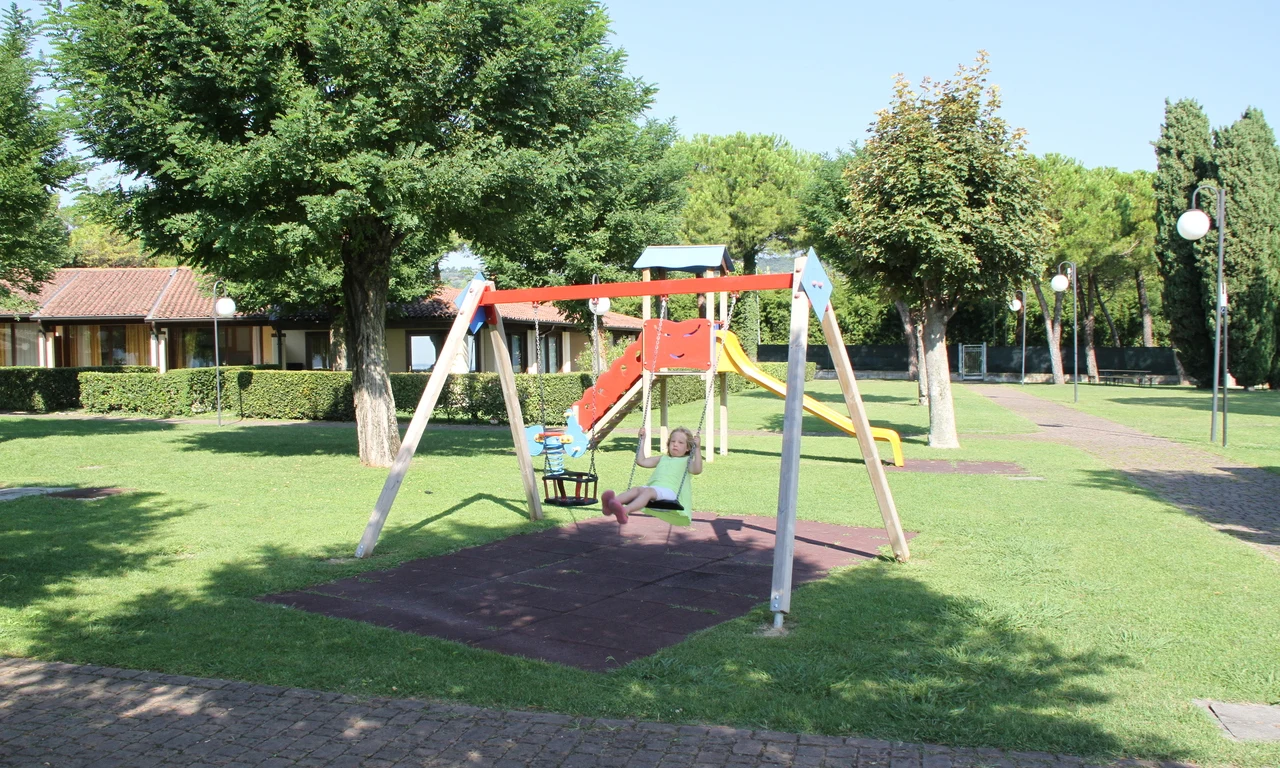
[716, 331, 905, 467]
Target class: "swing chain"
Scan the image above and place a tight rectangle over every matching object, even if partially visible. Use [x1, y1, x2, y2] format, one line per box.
[531, 301, 553, 479]
[626, 295, 667, 492]
[668, 290, 740, 504]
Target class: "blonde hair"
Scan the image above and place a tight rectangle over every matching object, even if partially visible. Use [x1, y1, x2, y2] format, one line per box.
[667, 427, 695, 456]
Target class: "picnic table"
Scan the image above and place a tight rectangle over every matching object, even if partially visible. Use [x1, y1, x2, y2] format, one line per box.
[1098, 369, 1155, 386]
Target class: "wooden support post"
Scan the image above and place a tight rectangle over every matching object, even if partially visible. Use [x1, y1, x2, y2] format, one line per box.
[718, 372, 728, 455]
[820, 305, 910, 562]
[770, 258, 810, 626]
[641, 268, 651, 323]
[703, 370, 715, 463]
[703, 269, 715, 462]
[659, 377, 668, 447]
[489, 312, 544, 522]
[354, 280, 489, 558]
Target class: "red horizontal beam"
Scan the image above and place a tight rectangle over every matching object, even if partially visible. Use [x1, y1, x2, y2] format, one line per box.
[479, 272, 794, 306]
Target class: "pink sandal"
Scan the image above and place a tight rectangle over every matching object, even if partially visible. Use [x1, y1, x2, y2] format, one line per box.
[601, 489, 616, 517]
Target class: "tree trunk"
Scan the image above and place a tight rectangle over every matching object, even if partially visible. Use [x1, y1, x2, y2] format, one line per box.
[1083, 274, 1099, 382]
[1094, 279, 1121, 346]
[894, 300, 928, 407]
[330, 314, 348, 371]
[1032, 281, 1065, 384]
[343, 234, 401, 467]
[1135, 269, 1155, 347]
[922, 301, 958, 449]
[913, 308, 928, 405]
[895, 300, 918, 380]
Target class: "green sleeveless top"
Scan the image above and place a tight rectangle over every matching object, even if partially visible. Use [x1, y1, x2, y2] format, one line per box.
[644, 455, 693, 526]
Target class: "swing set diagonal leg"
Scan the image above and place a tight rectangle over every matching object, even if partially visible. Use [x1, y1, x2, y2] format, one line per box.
[488, 313, 543, 521]
[820, 304, 910, 562]
[354, 280, 488, 559]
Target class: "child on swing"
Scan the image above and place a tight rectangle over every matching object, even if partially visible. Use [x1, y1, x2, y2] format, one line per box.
[601, 426, 702, 524]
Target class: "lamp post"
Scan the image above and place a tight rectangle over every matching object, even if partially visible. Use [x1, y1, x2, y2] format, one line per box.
[1176, 186, 1228, 446]
[212, 281, 237, 426]
[1051, 262, 1078, 403]
[1009, 289, 1027, 385]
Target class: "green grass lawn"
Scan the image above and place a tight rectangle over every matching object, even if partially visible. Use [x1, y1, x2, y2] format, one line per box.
[2, 384, 1279, 766]
[1029, 382, 1280, 474]
[627, 378, 1038, 443]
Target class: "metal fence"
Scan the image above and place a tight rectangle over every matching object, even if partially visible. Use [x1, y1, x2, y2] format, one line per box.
[757, 344, 1181, 376]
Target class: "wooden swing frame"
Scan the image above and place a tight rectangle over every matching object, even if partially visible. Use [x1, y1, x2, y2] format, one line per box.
[353, 255, 910, 627]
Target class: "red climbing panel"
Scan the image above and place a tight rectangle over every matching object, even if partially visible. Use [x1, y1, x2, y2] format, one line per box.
[573, 339, 643, 432]
[642, 318, 713, 373]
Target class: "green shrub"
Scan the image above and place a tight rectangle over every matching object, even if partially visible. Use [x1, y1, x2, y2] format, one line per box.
[0, 366, 156, 412]
[64, 361, 816, 423]
[236, 370, 353, 420]
[80, 371, 187, 416]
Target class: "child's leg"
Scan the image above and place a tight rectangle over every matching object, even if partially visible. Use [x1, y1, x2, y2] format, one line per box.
[614, 487, 644, 506]
[622, 487, 658, 515]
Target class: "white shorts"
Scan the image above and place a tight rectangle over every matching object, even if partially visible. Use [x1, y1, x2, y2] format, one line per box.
[642, 486, 677, 502]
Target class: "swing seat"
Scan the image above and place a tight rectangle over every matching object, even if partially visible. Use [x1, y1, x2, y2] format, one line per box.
[643, 498, 693, 527]
[542, 470, 598, 507]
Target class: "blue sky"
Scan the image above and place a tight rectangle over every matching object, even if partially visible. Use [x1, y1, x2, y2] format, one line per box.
[16, 0, 1278, 175]
[604, 0, 1279, 171]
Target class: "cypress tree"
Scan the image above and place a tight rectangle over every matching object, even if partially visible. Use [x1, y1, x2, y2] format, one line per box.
[1154, 99, 1215, 384]
[1212, 108, 1280, 388]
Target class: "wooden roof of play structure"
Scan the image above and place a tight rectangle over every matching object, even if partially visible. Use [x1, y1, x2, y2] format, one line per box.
[633, 245, 734, 274]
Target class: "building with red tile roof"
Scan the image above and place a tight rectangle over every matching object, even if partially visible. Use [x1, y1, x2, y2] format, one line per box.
[1, 267, 641, 374]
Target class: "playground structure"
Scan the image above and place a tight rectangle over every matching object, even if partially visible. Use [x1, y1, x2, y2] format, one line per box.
[355, 250, 910, 629]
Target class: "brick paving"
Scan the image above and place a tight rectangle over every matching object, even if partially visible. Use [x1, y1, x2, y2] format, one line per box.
[0, 658, 1192, 768]
[971, 385, 1280, 560]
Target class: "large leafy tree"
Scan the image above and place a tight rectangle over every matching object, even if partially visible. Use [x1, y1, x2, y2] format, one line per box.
[0, 5, 75, 303]
[1211, 108, 1280, 389]
[54, 0, 659, 465]
[834, 53, 1048, 448]
[800, 149, 929, 405]
[1037, 157, 1157, 383]
[676, 132, 815, 359]
[1154, 99, 1216, 385]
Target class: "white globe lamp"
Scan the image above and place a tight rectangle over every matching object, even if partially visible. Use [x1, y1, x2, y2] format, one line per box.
[588, 297, 611, 316]
[1050, 273, 1070, 293]
[1008, 297, 1022, 312]
[1176, 209, 1212, 241]
[214, 296, 237, 317]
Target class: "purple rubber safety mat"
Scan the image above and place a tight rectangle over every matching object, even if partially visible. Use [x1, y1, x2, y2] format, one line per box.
[262, 512, 914, 672]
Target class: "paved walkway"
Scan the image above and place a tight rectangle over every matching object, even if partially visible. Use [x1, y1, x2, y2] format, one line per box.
[1, 659, 1189, 768]
[971, 385, 1280, 560]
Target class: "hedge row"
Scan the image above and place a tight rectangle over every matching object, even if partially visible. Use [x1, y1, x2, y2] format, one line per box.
[0, 366, 157, 412]
[76, 362, 816, 424]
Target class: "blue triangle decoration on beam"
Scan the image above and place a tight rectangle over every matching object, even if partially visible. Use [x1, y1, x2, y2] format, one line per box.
[454, 273, 487, 334]
[799, 249, 833, 322]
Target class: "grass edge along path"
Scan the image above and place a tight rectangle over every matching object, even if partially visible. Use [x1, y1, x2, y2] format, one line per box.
[1, 385, 1279, 766]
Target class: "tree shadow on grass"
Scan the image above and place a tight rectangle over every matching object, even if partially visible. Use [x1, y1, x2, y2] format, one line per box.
[632, 568, 1183, 760]
[175, 424, 522, 459]
[1111, 393, 1280, 418]
[0, 417, 178, 445]
[379, 493, 533, 551]
[15, 545, 1187, 762]
[0, 490, 196, 608]
[759, 411, 923, 438]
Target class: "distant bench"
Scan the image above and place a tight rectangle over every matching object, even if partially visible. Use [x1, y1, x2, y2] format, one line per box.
[1098, 369, 1155, 386]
